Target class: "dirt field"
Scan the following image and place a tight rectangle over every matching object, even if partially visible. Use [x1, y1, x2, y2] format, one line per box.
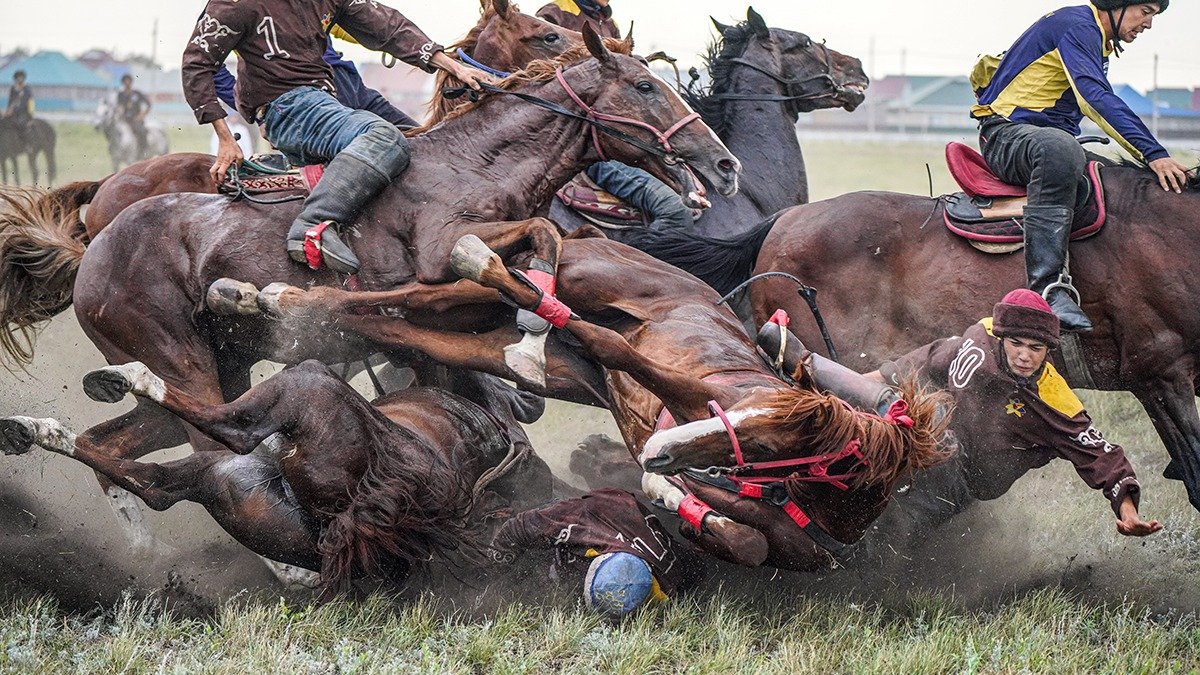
[2, 122, 1200, 671]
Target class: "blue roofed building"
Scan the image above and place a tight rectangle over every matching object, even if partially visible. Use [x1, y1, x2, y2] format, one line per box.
[0, 51, 112, 116]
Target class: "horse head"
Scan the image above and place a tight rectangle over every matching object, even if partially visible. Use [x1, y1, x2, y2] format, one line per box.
[708, 7, 869, 114]
[638, 380, 951, 491]
[566, 24, 740, 198]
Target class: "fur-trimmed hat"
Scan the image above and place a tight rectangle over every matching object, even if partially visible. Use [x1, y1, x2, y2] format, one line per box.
[1092, 0, 1168, 14]
[992, 289, 1060, 348]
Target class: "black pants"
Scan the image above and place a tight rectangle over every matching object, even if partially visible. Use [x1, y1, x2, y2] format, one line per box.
[979, 118, 1089, 211]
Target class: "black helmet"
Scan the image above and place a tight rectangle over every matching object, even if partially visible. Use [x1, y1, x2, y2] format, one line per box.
[1092, 0, 1168, 13]
[12, 70, 25, 80]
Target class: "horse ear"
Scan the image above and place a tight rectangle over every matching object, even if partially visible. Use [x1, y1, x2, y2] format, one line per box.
[493, 0, 510, 19]
[583, 23, 614, 66]
[710, 16, 732, 35]
[623, 23, 635, 52]
[746, 7, 769, 39]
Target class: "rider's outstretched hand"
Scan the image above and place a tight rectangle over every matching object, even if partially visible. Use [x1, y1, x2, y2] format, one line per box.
[1116, 496, 1163, 537]
[1148, 156, 1192, 194]
[431, 51, 500, 91]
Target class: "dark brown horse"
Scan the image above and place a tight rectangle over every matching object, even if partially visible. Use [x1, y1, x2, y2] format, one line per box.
[748, 165, 1200, 513]
[0, 117, 55, 186]
[551, 8, 868, 241]
[0, 359, 517, 591]
[210, 232, 949, 570]
[0, 35, 736, 548]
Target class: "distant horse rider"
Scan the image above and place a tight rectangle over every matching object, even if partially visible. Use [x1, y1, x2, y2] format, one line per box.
[490, 489, 702, 621]
[536, 0, 621, 39]
[115, 74, 152, 159]
[183, 0, 494, 274]
[213, 25, 419, 131]
[970, 0, 1192, 332]
[4, 70, 34, 132]
[868, 289, 1163, 537]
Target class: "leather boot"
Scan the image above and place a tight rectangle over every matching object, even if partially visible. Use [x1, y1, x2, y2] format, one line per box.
[1022, 205, 1092, 332]
[286, 152, 391, 274]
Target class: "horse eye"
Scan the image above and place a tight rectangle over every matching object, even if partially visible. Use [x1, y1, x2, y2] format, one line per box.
[544, 33, 561, 44]
[636, 81, 655, 93]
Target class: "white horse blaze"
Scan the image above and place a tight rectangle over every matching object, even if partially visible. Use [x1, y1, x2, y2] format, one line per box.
[639, 407, 769, 465]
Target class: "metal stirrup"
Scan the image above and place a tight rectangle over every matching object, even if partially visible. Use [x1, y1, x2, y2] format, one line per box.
[1040, 251, 1083, 306]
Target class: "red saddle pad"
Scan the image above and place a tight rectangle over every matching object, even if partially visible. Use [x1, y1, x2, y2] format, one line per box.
[945, 142, 1026, 199]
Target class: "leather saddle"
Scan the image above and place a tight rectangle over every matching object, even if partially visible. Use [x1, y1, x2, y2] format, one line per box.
[942, 142, 1106, 254]
[220, 154, 323, 196]
[555, 173, 650, 230]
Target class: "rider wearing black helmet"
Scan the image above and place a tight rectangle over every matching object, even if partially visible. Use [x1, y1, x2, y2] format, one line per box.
[969, 1, 1191, 333]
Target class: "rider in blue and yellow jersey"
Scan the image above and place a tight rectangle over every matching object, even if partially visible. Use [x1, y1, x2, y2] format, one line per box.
[970, 1, 1191, 332]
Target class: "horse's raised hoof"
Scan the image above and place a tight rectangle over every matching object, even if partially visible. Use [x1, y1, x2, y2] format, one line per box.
[503, 335, 547, 388]
[450, 234, 502, 284]
[206, 278, 262, 316]
[0, 417, 35, 456]
[256, 282, 296, 318]
[83, 362, 165, 404]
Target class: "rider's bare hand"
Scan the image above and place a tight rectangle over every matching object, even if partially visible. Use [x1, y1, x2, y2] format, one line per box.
[209, 120, 244, 187]
[1116, 496, 1163, 537]
[431, 50, 499, 91]
[1148, 156, 1192, 194]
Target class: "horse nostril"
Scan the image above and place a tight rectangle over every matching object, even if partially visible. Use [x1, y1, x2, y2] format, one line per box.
[718, 158, 737, 175]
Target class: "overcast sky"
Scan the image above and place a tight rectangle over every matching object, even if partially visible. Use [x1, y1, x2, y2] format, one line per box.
[1, 1, 1197, 90]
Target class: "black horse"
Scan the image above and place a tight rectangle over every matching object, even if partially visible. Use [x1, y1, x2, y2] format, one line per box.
[0, 117, 56, 186]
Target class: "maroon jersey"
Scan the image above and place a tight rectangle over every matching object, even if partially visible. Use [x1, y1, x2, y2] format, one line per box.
[182, 0, 443, 124]
[492, 489, 697, 595]
[536, 0, 621, 39]
[881, 319, 1140, 514]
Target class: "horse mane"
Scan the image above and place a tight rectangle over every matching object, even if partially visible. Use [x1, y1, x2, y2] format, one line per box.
[409, 39, 631, 135]
[683, 21, 756, 138]
[755, 376, 953, 493]
[425, 1, 510, 127]
[317, 424, 485, 594]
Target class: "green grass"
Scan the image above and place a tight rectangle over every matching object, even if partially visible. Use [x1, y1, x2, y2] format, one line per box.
[49, 122, 212, 184]
[2, 589, 1198, 673]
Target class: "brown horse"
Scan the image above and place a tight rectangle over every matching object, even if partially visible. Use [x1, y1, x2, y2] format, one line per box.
[210, 232, 949, 570]
[0, 34, 735, 544]
[0, 0, 589, 345]
[748, 164, 1200, 513]
[0, 359, 517, 592]
[0, 117, 55, 186]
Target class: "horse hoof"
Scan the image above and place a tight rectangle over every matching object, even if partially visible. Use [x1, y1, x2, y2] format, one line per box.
[450, 234, 500, 283]
[504, 342, 547, 388]
[0, 417, 35, 456]
[257, 282, 294, 317]
[206, 278, 262, 316]
[84, 362, 165, 403]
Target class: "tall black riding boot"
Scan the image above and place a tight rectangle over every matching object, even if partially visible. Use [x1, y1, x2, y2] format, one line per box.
[1022, 205, 1092, 332]
[286, 152, 391, 274]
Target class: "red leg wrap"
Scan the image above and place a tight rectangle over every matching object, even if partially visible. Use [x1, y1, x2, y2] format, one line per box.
[525, 268, 556, 296]
[768, 308, 790, 327]
[304, 221, 332, 270]
[677, 494, 715, 530]
[517, 269, 571, 328]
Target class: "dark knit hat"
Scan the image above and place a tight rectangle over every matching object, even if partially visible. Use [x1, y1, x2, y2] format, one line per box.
[992, 289, 1060, 348]
[1092, 0, 1168, 13]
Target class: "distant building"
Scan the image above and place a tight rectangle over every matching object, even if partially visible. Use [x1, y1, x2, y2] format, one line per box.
[0, 51, 111, 115]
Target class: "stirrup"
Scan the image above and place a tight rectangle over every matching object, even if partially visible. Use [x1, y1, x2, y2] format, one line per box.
[1040, 252, 1082, 306]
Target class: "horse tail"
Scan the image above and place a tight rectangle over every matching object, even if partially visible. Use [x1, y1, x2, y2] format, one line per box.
[317, 437, 483, 594]
[856, 376, 955, 488]
[621, 212, 781, 295]
[37, 179, 103, 240]
[0, 185, 89, 367]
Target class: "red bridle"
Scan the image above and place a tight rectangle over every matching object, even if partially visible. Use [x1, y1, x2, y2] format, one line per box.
[554, 67, 703, 164]
[705, 398, 915, 491]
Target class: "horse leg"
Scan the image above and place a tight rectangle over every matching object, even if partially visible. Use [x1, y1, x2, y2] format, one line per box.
[451, 235, 732, 422]
[641, 473, 769, 567]
[0, 415, 321, 570]
[1132, 376, 1200, 511]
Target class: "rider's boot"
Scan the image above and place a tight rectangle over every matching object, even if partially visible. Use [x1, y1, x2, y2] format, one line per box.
[285, 152, 389, 274]
[1023, 205, 1092, 333]
[586, 160, 694, 230]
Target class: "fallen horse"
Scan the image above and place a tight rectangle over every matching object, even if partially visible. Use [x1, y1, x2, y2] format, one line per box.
[210, 234, 951, 570]
[0, 360, 520, 592]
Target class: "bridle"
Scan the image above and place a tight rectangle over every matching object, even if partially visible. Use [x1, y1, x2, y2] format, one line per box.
[712, 39, 846, 109]
[447, 65, 705, 165]
[701, 397, 914, 491]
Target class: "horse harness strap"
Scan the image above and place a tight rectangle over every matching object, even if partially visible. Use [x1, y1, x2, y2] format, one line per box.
[456, 48, 513, 79]
[714, 41, 838, 105]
